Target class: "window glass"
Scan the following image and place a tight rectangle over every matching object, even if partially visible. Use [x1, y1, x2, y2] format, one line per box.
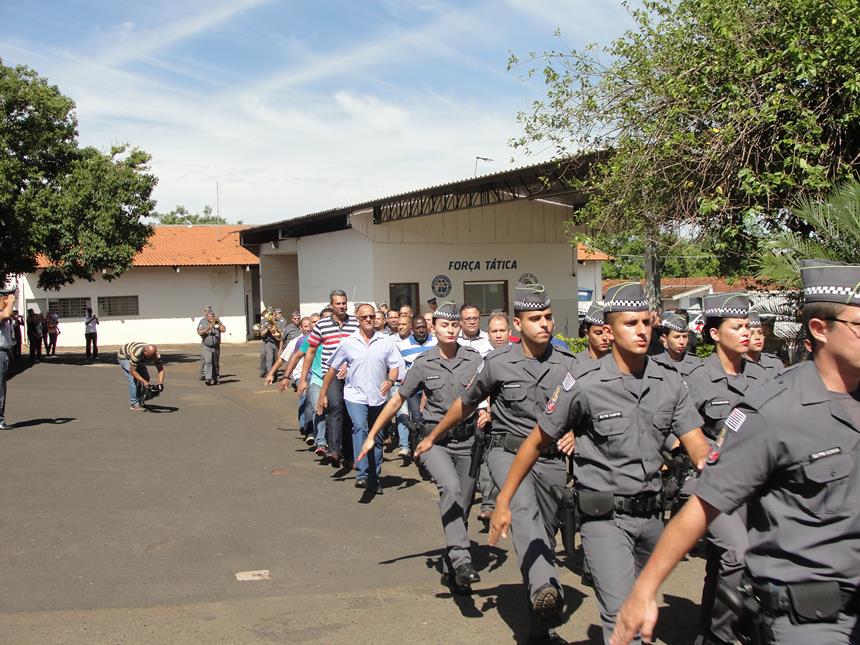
[47, 297, 91, 318]
[463, 281, 508, 316]
[389, 283, 419, 310]
[98, 295, 139, 317]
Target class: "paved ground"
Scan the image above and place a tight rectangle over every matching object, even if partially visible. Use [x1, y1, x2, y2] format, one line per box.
[2, 343, 705, 644]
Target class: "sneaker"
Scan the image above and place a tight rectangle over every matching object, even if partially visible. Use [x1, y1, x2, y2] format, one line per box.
[397, 447, 410, 459]
[314, 445, 328, 457]
[305, 435, 315, 446]
[0, 422, 13, 430]
[130, 404, 145, 411]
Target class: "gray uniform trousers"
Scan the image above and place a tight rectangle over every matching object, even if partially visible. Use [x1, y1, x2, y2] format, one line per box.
[259, 341, 277, 376]
[0, 350, 9, 425]
[200, 344, 220, 382]
[580, 513, 664, 645]
[418, 439, 477, 572]
[698, 506, 749, 643]
[768, 611, 858, 645]
[479, 460, 499, 512]
[487, 447, 566, 602]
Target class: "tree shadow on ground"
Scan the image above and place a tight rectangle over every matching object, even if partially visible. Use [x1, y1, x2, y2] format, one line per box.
[7, 417, 76, 429]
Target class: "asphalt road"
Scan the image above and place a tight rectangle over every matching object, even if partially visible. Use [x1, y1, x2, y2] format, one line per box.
[1, 343, 705, 644]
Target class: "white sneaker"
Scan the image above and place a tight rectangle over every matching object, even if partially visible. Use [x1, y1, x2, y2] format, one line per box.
[397, 448, 410, 458]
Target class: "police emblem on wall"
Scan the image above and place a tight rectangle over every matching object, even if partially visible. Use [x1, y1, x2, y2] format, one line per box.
[431, 274, 452, 298]
[518, 272, 539, 286]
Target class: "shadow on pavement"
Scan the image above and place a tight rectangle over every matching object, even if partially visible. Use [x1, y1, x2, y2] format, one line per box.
[9, 417, 76, 429]
[144, 404, 179, 414]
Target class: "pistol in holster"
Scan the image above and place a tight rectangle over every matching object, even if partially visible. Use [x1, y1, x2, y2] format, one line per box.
[468, 425, 487, 479]
[716, 579, 772, 645]
[661, 448, 695, 517]
[406, 419, 426, 454]
[550, 485, 579, 557]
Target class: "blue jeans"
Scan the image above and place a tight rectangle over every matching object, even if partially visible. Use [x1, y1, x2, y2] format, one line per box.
[306, 382, 327, 447]
[392, 386, 422, 450]
[345, 401, 384, 483]
[297, 390, 307, 431]
[118, 358, 149, 406]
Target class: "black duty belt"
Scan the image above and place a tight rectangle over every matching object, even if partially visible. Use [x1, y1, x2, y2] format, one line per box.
[750, 577, 858, 620]
[487, 431, 563, 459]
[416, 420, 475, 443]
[613, 493, 662, 516]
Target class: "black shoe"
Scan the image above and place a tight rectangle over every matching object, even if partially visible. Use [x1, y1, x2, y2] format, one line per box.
[453, 563, 481, 587]
[212, 379, 218, 385]
[441, 573, 471, 595]
[373, 481, 383, 495]
[355, 477, 368, 489]
[325, 451, 342, 467]
[527, 630, 569, 644]
[532, 583, 564, 628]
[205, 380, 212, 386]
[199, 375, 206, 381]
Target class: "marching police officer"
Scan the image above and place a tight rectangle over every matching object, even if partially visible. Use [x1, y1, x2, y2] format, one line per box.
[577, 302, 611, 362]
[431, 284, 576, 643]
[0, 286, 17, 429]
[362, 302, 484, 592]
[747, 311, 785, 377]
[651, 311, 702, 378]
[612, 261, 860, 644]
[198, 308, 225, 385]
[490, 282, 710, 645]
[685, 294, 770, 645]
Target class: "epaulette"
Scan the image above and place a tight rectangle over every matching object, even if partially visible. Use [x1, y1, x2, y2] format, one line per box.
[572, 358, 601, 379]
[550, 342, 574, 357]
[484, 344, 513, 360]
[740, 379, 788, 411]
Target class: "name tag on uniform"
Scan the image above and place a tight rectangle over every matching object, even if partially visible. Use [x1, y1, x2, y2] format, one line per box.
[811, 447, 841, 460]
[503, 384, 521, 389]
[709, 399, 731, 406]
[597, 411, 622, 421]
[426, 375, 440, 380]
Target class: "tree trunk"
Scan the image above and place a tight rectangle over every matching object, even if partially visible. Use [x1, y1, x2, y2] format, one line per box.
[643, 237, 662, 311]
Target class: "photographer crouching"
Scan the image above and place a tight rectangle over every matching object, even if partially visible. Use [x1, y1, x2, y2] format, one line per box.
[117, 342, 165, 411]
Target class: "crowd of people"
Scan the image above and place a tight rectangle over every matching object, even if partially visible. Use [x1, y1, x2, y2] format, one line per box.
[2, 258, 858, 645]
[254, 266, 859, 645]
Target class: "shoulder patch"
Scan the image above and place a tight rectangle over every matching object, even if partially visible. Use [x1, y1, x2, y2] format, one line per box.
[724, 409, 747, 432]
[562, 371, 576, 391]
[545, 386, 561, 414]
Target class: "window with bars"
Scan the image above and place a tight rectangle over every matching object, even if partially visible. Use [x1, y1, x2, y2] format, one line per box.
[98, 295, 139, 317]
[47, 297, 91, 319]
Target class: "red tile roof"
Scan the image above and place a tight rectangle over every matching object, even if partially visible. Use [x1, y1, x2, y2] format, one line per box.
[36, 225, 260, 268]
[577, 243, 611, 261]
[603, 276, 776, 297]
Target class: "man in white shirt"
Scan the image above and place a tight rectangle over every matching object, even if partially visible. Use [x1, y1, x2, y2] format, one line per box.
[83, 307, 99, 359]
[457, 304, 493, 357]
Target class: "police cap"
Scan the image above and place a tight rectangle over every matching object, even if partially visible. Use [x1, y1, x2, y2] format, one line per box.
[662, 312, 688, 332]
[513, 283, 551, 313]
[703, 293, 749, 319]
[800, 259, 860, 306]
[603, 282, 648, 313]
[583, 301, 604, 325]
[432, 301, 460, 321]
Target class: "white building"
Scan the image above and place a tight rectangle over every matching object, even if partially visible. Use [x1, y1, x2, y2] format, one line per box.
[19, 225, 260, 346]
[241, 159, 608, 337]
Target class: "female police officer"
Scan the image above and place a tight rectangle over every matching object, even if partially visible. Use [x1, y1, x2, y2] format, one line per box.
[684, 293, 770, 645]
[360, 302, 484, 592]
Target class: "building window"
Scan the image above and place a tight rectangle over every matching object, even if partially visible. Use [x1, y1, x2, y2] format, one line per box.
[98, 295, 139, 317]
[389, 283, 419, 311]
[47, 297, 91, 318]
[463, 280, 508, 316]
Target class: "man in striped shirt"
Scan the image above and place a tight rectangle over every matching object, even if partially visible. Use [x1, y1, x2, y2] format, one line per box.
[117, 342, 164, 410]
[300, 289, 359, 466]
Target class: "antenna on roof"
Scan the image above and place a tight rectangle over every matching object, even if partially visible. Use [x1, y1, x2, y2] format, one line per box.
[474, 156, 494, 177]
[216, 180, 221, 219]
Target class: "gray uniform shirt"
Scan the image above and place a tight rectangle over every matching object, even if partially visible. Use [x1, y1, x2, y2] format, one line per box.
[748, 352, 784, 378]
[650, 350, 703, 379]
[197, 319, 221, 347]
[686, 352, 770, 441]
[462, 341, 577, 439]
[697, 361, 860, 588]
[399, 345, 482, 426]
[538, 353, 703, 496]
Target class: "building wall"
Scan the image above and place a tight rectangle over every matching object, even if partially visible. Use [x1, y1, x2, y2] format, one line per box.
[21, 266, 249, 346]
[295, 228, 374, 314]
[259, 252, 299, 314]
[369, 241, 581, 336]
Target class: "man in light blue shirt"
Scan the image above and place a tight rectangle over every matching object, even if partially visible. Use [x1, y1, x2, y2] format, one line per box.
[318, 303, 404, 494]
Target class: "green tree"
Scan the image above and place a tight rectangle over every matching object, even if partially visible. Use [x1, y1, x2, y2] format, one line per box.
[1, 60, 157, 289]
[155, 204, 227, 225]
[598, 233, 719, 280]
[511, 0, 860, 278]
[755, 177, 860, 288]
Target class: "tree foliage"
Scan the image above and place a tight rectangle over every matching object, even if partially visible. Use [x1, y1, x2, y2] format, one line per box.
[755, 177, 860, 289]
[0, 60, 157, 289]
[511, 0, 860, 275]
[598, 232, 719, 280]
[155, 204, 228, 225]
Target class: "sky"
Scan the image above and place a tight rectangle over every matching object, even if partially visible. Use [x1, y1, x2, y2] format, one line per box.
[0, 0, 634, 225]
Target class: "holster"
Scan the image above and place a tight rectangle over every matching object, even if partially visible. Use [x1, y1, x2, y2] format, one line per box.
[551, 485, 578, 556]
[468, 426, 487, 479]
[717, 580, 771, 645]
[406, 419, 426, 454]
[576, 490, 615, 520]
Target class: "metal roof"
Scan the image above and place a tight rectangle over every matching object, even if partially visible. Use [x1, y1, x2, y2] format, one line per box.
[241, 153, 600, 245]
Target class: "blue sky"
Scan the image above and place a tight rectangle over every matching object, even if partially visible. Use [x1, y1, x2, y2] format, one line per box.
[1, 0, 634, 224]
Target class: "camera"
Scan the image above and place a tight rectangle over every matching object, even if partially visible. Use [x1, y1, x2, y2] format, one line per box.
[143, 383, 164, 401]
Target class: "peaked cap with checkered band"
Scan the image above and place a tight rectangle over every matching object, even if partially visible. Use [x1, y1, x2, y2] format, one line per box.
[800, 259, 860, 306]
[703, 293, 749, 319]
[603, 282, 648, 313]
